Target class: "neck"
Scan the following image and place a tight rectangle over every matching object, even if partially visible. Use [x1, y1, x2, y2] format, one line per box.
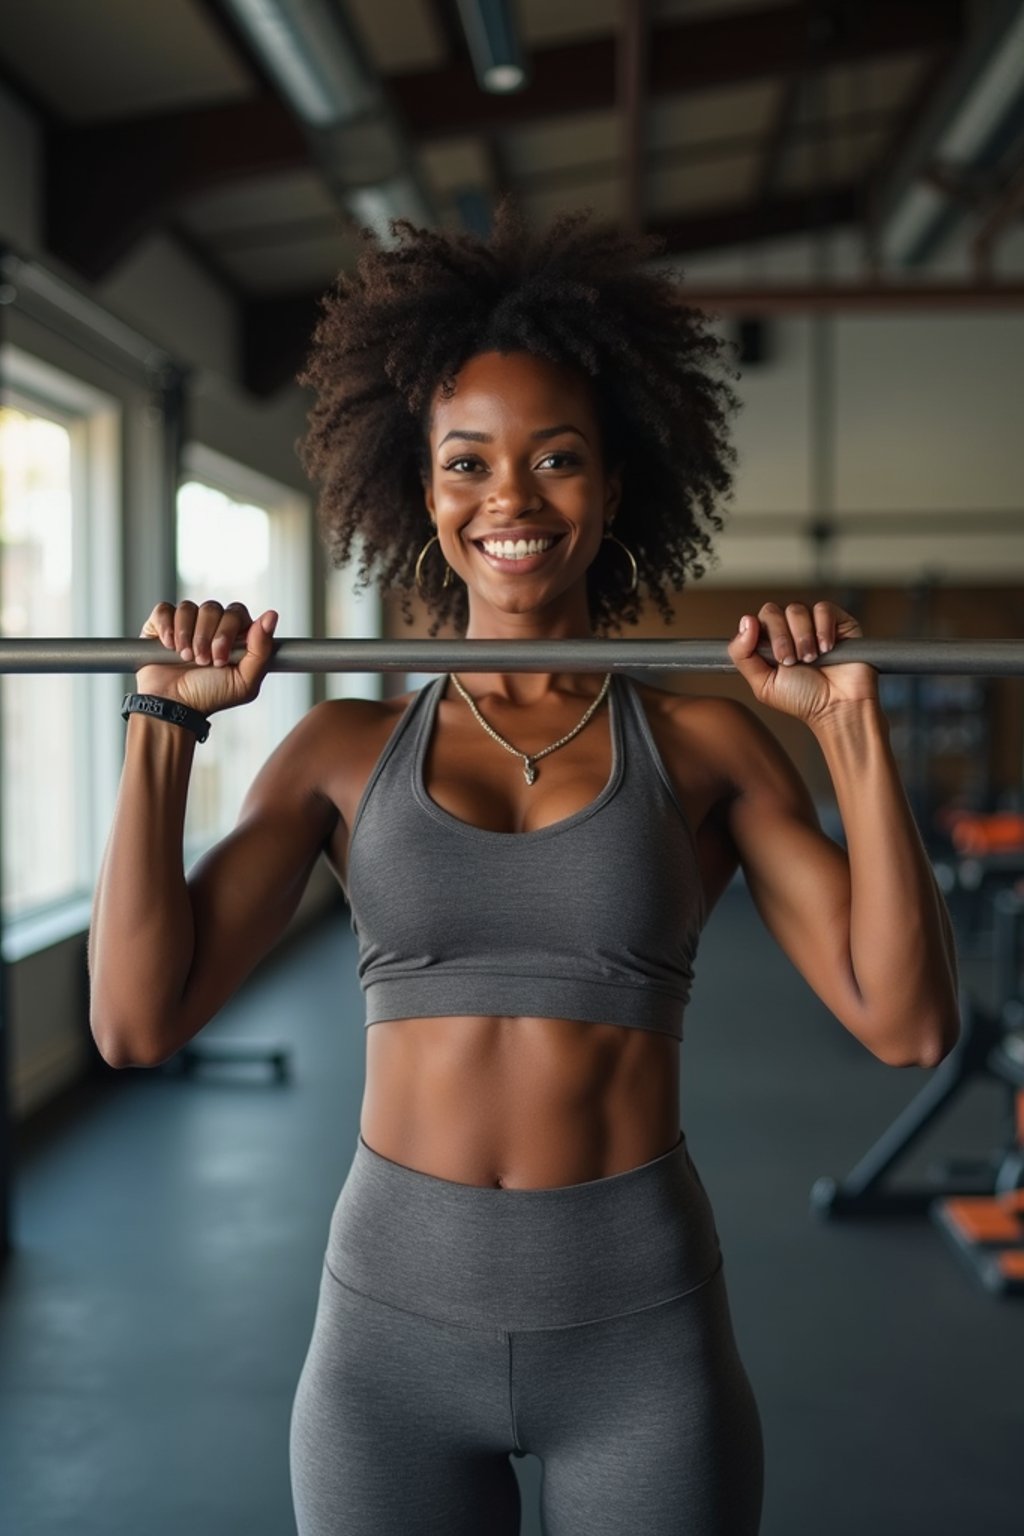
[459, 605, 602, 706]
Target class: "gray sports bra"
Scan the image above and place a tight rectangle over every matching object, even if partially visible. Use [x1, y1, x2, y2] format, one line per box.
[344, 672, 706, 1041]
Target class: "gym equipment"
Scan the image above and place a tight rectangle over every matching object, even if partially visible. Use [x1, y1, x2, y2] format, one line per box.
[0, 637, 1022, 675]
[930, 888, 1024, 1297]
[812, 870, 1024, 1298]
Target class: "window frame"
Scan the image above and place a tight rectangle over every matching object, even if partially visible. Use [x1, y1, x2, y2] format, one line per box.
[1, 346, 123, 960]
[177, 442, 313, 863]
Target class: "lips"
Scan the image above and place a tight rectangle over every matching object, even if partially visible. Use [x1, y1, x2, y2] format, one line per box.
[473, 534, 565, 572]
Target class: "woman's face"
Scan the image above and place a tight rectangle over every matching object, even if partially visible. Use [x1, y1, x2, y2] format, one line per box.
[423, 349, 621, 624]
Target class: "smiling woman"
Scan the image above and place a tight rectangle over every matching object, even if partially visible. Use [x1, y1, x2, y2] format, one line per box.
[297, 193, 741, 639]
[88, 192, 961, 1536]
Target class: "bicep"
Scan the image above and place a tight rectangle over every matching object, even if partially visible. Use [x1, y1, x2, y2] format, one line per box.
[175, 704, 340, 1041]
[719, 702, 863, 1029]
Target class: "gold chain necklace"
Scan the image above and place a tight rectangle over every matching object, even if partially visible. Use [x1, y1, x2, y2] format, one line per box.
[447, 672, 613, 786]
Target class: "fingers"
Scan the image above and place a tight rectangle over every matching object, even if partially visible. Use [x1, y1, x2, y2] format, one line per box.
[235, 610, 279, 694]
[726, 613, 774, 691]
[146, 599, 251, 664]
[812, 601, 837, 653]
[753, 601, 847, 665]
[140, 601, 176, 645]
[753, 602, 810, 665]
[728, 599, 858, 677]
[194, 600, 254, 666]
[140, 598, 270, 667]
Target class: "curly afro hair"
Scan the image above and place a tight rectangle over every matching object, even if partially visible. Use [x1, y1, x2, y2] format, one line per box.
[297, 195, 741, 637]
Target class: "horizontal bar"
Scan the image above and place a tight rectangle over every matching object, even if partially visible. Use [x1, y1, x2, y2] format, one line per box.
[0, 638, 1022, 675]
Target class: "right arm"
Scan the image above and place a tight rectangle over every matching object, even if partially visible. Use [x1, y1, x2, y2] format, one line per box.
[88, 599, 340, 1068]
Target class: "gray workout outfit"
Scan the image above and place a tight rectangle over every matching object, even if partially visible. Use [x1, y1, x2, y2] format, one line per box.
[289, 674, 765, 1533]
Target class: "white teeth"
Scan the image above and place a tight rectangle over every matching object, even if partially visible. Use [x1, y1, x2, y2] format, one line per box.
[481, 537, 555, 559]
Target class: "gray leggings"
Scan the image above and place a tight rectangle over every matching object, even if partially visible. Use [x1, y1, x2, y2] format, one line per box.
[290, 1131, 764, 1534]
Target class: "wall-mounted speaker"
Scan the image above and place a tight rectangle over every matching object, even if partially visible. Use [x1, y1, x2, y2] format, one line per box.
[735, 316, 772, 366]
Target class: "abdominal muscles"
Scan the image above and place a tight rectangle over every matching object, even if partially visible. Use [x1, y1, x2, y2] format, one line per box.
[360, 1013, 681, 1189]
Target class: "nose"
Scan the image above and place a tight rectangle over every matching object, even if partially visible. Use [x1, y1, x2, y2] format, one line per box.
[484, 466, 541, 517]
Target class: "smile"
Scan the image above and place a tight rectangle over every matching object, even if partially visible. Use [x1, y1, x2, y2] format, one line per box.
[473, 535, 565, 571]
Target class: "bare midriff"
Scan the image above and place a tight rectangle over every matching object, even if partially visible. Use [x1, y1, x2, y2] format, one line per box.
[360, 1013, 681, 1189]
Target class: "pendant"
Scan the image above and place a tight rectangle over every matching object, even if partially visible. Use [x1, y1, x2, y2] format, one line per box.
[523, 760, 537, 786]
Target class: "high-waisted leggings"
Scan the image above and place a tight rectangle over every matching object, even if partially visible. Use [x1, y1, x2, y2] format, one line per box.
[289, 1130, 764, 1534]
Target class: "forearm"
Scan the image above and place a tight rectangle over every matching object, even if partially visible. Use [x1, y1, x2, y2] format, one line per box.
[88, 715, 197, 1064]
[811, 699, 960, 1066]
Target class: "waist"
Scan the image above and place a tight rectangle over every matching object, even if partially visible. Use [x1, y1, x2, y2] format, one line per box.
[361, 1013, 681, 1189]
[325, 1129, 723, 1330]
[362, 969, 687, 1039]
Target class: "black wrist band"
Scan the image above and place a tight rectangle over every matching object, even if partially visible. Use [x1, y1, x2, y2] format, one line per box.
[121, 692, 212, 743]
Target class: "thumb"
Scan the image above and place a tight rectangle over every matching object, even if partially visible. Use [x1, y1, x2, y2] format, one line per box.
[235, 609, 278, 696]
[726, 614, 773, 693]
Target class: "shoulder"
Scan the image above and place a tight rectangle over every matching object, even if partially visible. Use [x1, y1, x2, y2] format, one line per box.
[303, 690, 417, 734]
[630, 680, 806, 807]
[629, 677, 756, 766]
[289, 690, 420, 815]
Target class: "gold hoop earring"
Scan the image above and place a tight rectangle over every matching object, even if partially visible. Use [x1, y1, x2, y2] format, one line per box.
[414, 533, 453, 596]
[603, 527, 638, 594]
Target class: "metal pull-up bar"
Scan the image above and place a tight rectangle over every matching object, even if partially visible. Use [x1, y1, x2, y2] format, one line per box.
[0, 638, 1021, 675]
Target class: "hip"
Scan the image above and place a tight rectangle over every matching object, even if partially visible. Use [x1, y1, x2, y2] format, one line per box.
[324, 1128, 723, 1332]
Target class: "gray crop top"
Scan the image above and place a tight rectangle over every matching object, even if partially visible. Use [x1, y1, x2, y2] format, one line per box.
[343, 672, 706, 1041]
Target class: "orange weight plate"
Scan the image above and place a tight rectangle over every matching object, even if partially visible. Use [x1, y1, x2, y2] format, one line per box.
[943, 1199, 1021, 1242]
[994, 1250, 1024, 1280]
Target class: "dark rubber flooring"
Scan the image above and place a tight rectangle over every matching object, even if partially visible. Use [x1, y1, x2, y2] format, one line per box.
[2, 881, 1021, 1535]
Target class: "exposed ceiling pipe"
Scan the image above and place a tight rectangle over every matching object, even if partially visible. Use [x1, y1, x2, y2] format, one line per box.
[873, 0, 1024, 267]
[220, 0, 379, 125]
[219, 0, 437, 240]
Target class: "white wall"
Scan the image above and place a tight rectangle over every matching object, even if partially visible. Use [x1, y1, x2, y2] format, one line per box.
[701, 306, 1024, 586]
[662, 224, 1024, 586]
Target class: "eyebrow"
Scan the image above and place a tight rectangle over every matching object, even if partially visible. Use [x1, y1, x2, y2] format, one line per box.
[438, 424, 587, 449]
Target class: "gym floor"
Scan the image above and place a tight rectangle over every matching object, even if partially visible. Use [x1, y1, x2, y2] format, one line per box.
[2, 879, 1021, 1536]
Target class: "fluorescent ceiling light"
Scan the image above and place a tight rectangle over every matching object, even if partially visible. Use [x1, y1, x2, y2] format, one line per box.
[223, 0, 377, 126]
[455, 0, 529, 95]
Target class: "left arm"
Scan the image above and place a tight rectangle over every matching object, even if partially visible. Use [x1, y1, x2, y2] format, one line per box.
[809, 699, 959, 1065]
[724, 600, 961, 1070]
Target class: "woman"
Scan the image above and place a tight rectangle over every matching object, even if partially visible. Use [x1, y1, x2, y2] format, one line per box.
[90, 201, 960, 1535]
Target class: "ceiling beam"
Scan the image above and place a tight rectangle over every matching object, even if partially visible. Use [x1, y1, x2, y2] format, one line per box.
[390, 0, 964, 138]
[45, 94, 305, 282]
[241, 184, 867, 395]
[427, 0, 472, 63]
[44, 0, 962, 284]
[756, 75, 804, 203]
[243, 267, 1024, 400]
[618, 0, 650, 236]
[677, 280, 1024, 313]
[651, 182, 862, 255]
[862, 47, 957, 268]
[972, 148, 1024, 278]
[241, 289, 322, 397]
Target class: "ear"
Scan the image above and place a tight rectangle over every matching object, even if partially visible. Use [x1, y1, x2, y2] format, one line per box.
[422, 475, 436, 523]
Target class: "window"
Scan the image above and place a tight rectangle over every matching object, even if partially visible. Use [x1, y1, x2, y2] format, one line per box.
[177, 445, 311, 860]
[324, 547, 384, 703]
[0, 350, 121, 932]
